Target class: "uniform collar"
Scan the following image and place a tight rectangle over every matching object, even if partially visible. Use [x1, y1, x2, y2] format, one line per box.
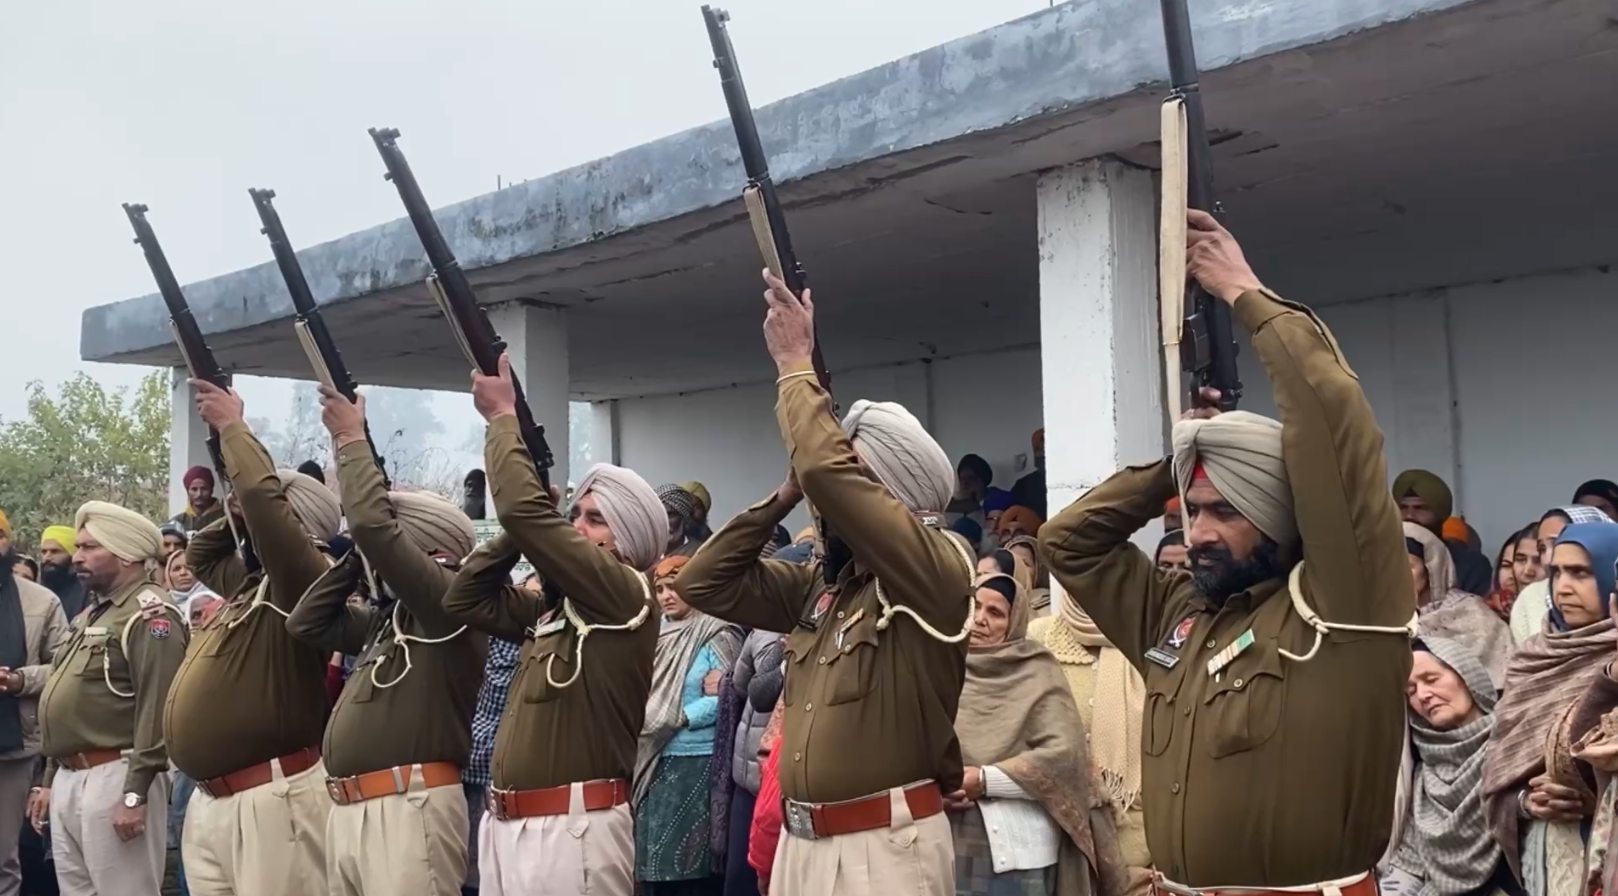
[101, 575, 154, 609]
[1186, 575, 1286, 616]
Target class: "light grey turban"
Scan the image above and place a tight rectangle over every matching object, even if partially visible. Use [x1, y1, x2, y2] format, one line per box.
[75, 501, 163, 563]
[276, 469, 342, 542]
[1171, 410, 1297, 548]
[391, 491, 476, 558]
[574, 463, 665, 572]
[841, 400, 954, 514]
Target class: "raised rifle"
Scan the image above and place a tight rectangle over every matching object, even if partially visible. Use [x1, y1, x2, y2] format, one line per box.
[367, 127, 555, 491]
[248, 187, 392, 489]
[123, 202, 254, 565]
[702, 6, 848, 588]
[1158, 0, 1242, 418]
[701, 5, 830, 393]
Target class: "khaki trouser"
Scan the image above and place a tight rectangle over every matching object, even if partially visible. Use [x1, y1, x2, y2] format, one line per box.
[327, 766, 467, 896]
[478, 783, 633, 896]
[0, 756, 38, 896]
[49, 758, 169, 896]
[183, 757, 332, 896]
[769, 787, 955, 896]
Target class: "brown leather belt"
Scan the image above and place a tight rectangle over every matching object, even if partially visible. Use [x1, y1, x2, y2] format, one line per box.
[326, 762, 461, 806]
[1152, 872, 1378, 896]
[782, 781, 943, 840]
[486, 779, 629, 821]
[197, 746, 322, 799]
[57, 749, 123, 771]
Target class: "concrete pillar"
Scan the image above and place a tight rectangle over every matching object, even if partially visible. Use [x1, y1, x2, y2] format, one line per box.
[1036, 160, 1164, 612]
[169, 367, 213, 516]
[489, 302, 571, 492]
[590, 400, 619, 469]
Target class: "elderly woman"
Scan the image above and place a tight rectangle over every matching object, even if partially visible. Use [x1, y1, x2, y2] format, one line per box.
[950, 571, 1124, 896]
[1484, 522, 1618, 896]
[1512, 506, 1612, 644]
[1405, 522, 1512, 690]
[634, 556, 742, 895]
[1379, 637, 1505, 896]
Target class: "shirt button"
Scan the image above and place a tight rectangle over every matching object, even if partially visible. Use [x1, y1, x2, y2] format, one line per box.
[1233, 678, 1244, 689]
[1087, 697, 1095, 707]
[1206, 639, 1216, 649]
[837, 611, 846, 619]
[804, 703, 813, 712]
[1171, 783, 1181, 794]
[1183, 705, 1191, 717]
[818, 657, 827, 665]
[794, 752, 802, 762]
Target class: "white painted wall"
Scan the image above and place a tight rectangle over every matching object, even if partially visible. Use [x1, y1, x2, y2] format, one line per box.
[616, 348, 1043, 532]
[1239, 265, 1618, 552]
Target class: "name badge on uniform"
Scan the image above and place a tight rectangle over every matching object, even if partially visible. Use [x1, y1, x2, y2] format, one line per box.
[1145, 647, 1180, 669]
[532, 616, 567, 638]
[1206, 629, 1256, 677]
[83, 627, 110, 647]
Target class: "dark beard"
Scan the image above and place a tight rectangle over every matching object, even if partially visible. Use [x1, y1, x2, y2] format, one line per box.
[1189, 536, 1288, 606]
[40, 561, 74, 588]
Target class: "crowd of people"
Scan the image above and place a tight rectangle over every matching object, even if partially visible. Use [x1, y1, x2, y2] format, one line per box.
[7, 210, 1618, 896]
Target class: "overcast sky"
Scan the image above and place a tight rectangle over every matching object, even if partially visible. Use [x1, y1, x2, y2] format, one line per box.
[0, 0, 1044, 466]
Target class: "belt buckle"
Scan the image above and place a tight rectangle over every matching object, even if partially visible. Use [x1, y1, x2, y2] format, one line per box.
[487, 788, 510, 822]
[325, 777, 346, 804]
[783, 800, 818, 841]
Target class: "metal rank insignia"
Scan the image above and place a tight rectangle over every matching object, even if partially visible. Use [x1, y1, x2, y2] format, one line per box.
[1206, 628, 1255, 677]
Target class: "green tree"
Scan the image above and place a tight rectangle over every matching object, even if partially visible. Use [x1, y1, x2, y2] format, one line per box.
[0, 371, 170, 552]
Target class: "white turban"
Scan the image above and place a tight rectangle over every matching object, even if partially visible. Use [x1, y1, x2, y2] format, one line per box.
[74, 501, 163, 563]
[1171, 410, 1297, 548]
[391, 491, 476, 558]
[276, 469, 342, 542]
[840, 400, 953, 514]
[574, 463, 665, 572]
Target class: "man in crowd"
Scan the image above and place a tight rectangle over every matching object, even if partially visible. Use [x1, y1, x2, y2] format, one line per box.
[36, 526, 86, 622]
[1010, 429, 1047, 520]
[282, 385, 489, 896]
[1040, 210, 1414, 889]
[0, 513, 69, 896]
[169, 380, 341, 896]
[38, 501, 187, 896]
[676, 269, 976, 894]
[169, 467, 225, 537]
[658, 484, 708, 559]
[679, 481, 715, 542]
[1572, 479, 1618, 521]
[1391, 469, 1491, 595]
[159, 523, 188, 558]
[442, 352, 662, 896]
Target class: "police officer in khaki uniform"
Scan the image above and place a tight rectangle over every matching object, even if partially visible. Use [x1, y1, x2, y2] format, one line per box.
[39, 501, 188, 896]
[283, 386, 492, 896]
[674, 270, 976, 896]
[1039, 211, 1414, 892]
[167, 380, 343, 896]
[442, 353, 664, 896]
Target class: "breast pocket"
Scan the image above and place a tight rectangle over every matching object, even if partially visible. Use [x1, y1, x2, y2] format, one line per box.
[825, 621, 880, 707]
[68, 645, 102, 678]
[1202, 642, 1287, 759]
[1143, 662, 1187, 757]
[519, 631, 571, 705]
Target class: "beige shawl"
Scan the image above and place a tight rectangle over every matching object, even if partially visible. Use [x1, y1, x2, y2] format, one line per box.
[958, 572, 1127, 896]
[1055, 591, 1144, 812]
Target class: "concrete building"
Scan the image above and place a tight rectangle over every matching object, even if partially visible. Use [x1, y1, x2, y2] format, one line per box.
[83, 0, 1618, 558]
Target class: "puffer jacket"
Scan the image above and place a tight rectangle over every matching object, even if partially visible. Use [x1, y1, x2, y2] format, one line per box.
[729, 629, 784, 794]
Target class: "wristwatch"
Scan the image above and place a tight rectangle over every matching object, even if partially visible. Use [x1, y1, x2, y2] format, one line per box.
[123, 792, 145, 809]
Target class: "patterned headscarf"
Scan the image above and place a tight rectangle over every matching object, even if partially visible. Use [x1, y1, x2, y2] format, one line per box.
[657, 485, 702, 532]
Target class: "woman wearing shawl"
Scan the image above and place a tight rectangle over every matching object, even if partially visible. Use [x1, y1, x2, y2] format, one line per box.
[1483, 522, 1618, 896]
[1405, 523, 1513, 689]
[1488, 530, 1525, 621]
[1027, 594, 1152, 896]
[1379, 637, 1508, 896]
[1512, 507, 1613, 645]
[634, 556, 743, 894]
[951, 571, 1125, 896]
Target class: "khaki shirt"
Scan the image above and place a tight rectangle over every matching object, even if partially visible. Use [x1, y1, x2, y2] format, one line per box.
[4, 579, 71, 763]
[164, 421, 332, 781]
[441, 415, 656, 791]
[674, 365, 974, 804]
[40, 578, 188, 794]
[1040, 289, 1414, 887]
[286, 440, 489, 778]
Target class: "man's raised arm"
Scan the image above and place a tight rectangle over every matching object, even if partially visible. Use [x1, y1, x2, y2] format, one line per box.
[675, 484, 817, 632]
